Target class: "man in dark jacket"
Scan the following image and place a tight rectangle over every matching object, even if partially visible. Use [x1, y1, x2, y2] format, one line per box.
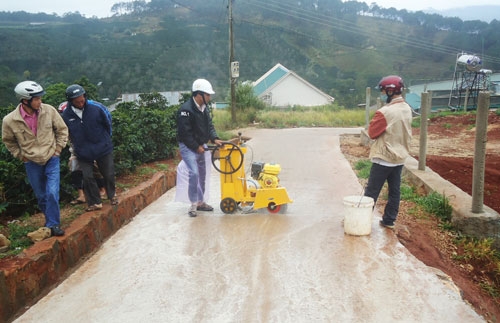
[177, 79, 222, 217]
[62, 84, 118, 212]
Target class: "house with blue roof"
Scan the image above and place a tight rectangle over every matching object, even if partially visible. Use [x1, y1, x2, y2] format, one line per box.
[253, 63, 334, 107]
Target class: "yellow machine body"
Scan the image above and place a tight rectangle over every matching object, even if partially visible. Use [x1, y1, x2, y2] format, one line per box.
[215, 142, 293, 214]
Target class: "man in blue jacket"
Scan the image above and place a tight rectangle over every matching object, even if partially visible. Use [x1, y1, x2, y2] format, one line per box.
[62, 84, 118, 212]
[177, 79, 222, 217]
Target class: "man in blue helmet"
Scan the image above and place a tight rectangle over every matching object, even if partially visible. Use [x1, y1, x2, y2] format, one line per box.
[61, 84, 117, 212]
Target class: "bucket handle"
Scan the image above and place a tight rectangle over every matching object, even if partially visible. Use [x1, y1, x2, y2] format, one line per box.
[357, 182, 368, 207]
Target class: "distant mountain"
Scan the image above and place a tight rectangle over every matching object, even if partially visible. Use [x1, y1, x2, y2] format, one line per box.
[0, 1, 499, 107]
[425, 5, 500, 23]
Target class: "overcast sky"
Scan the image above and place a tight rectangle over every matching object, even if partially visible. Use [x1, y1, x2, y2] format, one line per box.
[369, 0, 497, 11]
[0, 0, 498, 18]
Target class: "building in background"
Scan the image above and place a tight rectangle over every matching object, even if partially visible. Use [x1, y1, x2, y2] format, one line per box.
[253, 63, 334, 107]
[110, 91, 187, 110]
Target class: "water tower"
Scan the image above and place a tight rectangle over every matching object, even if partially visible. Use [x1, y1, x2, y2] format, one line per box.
[448, 53, 492, 110]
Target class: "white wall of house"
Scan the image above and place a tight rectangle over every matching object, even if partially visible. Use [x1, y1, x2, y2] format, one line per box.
[263, 75, 333, 107]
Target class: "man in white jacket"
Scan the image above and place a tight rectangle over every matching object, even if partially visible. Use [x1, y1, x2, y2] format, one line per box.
[364, 75, 413, 229]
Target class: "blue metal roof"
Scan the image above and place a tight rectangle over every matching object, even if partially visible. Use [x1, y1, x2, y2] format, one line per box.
[405, 93, 421, 110]
[253, 65, 288, 96]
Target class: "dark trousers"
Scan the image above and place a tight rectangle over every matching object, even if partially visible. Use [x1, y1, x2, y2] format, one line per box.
[79, 152, 116, 206]
[364, 163, 403, 225]
[71, 170, 104, 190]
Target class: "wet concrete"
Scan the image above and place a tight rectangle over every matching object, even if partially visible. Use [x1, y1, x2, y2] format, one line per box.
[14, 128, 483, 322]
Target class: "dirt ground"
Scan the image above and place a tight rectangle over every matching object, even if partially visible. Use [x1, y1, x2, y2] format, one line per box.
[412, 112, 500, 214]
[340, 110, 500, 322]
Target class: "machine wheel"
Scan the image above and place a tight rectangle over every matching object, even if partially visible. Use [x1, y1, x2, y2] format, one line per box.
[267, 202, 288, 214]
[211, 142, 244, 174]
[220, 198, 238, 214]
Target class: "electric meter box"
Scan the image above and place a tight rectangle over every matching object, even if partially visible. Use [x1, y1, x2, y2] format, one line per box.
[231, 61, 240, 78]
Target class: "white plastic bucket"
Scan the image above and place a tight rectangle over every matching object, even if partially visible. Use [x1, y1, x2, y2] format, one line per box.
[343, 196, 374, 236]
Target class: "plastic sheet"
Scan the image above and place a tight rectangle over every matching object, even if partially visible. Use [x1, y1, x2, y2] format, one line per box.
[175, 151, 211, 203]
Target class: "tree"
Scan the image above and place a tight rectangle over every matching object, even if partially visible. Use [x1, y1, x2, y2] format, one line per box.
[43, 83, 68, 108]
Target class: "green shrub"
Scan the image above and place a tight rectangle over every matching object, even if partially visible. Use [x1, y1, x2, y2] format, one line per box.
[112, 93, 178, 175]
[0, 92, 179, 217]
[234, 83, 267, 111]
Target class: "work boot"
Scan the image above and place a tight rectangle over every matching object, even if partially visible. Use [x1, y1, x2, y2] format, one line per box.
[379, 220, 395, 230]
[50, 226, 65, 236]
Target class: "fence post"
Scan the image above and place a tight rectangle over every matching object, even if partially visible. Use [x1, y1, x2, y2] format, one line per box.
[471, 91, 490, 213]
[463, 88, 470, 112]
[365, 87, 371, 129]
[418, 92, 431, 171]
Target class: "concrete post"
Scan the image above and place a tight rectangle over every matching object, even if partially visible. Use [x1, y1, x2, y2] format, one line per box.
[463, 88, 470, 112]
[471, 91, 490, 213]
[365, 87, 371, 129]
[418, 92, 431, 171]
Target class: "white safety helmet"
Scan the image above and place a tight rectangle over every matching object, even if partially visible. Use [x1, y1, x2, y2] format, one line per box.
[14, 81, 46, 101]
[192, 79, 215, 95]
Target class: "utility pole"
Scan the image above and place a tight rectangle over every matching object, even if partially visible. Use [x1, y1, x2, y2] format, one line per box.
[229, 0, 237, 123]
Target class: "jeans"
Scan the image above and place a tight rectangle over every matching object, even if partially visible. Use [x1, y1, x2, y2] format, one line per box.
[24, 156, 61, 228]
[79, 152, 116, 206]
[179, 143, 206, 204]
[364, 163, 403, 225]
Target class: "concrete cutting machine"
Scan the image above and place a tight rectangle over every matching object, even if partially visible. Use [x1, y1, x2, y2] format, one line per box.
[209, 133, 293, 214]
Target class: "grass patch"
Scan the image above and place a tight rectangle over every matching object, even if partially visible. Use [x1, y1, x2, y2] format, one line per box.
[400, 183, 416, 201]
[138, 167, 157, 176]
[452, 237, 500, 297]
[154, 163, 171, 171]
[415, 191, 452, 222]
[354, 159, 371, 179]
[0, 222, 38, 258]
[116, 182, 133, 191]
[213, 105, 368, 130]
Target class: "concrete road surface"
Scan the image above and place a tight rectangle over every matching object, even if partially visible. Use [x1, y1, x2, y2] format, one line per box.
[15, 128, 483, 323]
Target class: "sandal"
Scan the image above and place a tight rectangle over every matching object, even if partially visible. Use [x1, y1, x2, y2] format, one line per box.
[85, 204, 103, 212]
[70, 199, 85, 205]
[110, 197, 119, 205]
[197, 203, 214, 211]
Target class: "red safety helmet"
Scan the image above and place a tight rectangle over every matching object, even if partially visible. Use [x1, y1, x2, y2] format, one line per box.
[378, 75, 404, 94]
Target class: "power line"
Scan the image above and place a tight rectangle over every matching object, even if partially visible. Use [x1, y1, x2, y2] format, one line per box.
[241, 0, 500, 65]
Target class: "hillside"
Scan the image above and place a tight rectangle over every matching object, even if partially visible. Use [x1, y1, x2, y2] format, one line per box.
[0, 0, 499, 107]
